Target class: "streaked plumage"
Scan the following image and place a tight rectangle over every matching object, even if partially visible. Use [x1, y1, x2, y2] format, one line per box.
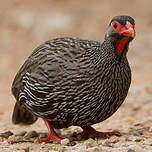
[12, 16, 135, 143]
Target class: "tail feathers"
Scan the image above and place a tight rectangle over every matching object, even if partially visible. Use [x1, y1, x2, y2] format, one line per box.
[12, 102, 38, 125]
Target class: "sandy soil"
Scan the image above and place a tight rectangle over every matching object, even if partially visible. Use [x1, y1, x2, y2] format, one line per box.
[0, 0, 152, 151]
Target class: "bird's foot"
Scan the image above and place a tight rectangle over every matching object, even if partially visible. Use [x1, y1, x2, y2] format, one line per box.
[38, 136, 73, 143]
[38, 135, 63, 143]
[77, 126, 121, 140]
[90, 130, 121, 139]
[38, 119, 73, 143]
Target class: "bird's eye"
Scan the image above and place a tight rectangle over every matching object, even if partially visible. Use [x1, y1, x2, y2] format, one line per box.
[113, 23, 117, 29]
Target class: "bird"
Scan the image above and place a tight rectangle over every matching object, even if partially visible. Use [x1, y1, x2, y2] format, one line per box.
[11, 15, 135, 143]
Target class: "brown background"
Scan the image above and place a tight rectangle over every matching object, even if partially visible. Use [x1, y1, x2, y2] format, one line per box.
[0, 0, 152, 151]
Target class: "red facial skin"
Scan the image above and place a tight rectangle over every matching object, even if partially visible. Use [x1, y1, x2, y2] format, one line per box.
[111, 21, 135, 55]
[116, 37, 128, 56]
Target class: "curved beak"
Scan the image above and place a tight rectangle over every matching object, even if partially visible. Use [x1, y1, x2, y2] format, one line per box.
[120, 21, 136, 38]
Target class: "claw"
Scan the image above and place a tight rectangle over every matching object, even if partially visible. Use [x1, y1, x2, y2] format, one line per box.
[77, 126, 121, 140]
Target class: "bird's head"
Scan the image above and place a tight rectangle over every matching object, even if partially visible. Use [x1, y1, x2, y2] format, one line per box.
[105, 15, 136, 56]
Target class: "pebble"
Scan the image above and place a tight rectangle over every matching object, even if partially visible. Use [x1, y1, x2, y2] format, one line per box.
[22, 147, 30, 152]
[0, 131, 13, 139]
[127, 144, 142, 151]
[127, 136, 142, 142]
[39, 133, 48, 139]
[85, 138, 98, 148]
[114, 142, 126, 148]
[15, 130, 27, 136]
[135, 137, 143, 142]
[8, 135, 23, 144]
[0, 137, 4, 142]
[108, 136, 119, 143]
[149, 127, 152, 132]
[58, 149, 65, 152]
[129, 128, 143, 136]
[86, 147, 101, 152]
[118, 136, 127, 142]
[102, 144, 113, 148]
[61, 138, 70, 145]
[24, 131, 39, 139]
[34, 138, 39, 143]
[102, 136, 119, 145]
[127, 149, 136, 152]
[67, 141, 76, 146]
[132, 105, 141, 111]
[143, 140, 152, 146]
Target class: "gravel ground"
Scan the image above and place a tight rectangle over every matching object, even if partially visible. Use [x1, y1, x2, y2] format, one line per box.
[0, 0, 152, 151]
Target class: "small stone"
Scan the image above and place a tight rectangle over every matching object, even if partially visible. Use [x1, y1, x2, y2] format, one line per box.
[39, 133, 48, 139]
[34, 138, 39, 143]
[86, 147, 101, 152]
[15, 130, 27, 136]
[149, 127, 152, 132]
[114, 142, 126, 148]
[61, 138, 70, 145]
[119, 136, 127, 142]
[58, 149, 65, 152]
[108, 136, 119, 143]
[0, 131, 13, 139]
[102, 138, 115, 146]
[127, 145, 142, 151]
[127, 149, 136, 152]
[135, 137, 142, 142]
[85, 138, 98, 148]
[134, 122, 143, 127]
[127, 136, 137, 142]
[67, 141, 76, 146]
[0, 137, 4, 142]
[132, 105, 141, 111]
[102, 144, 113, 148]
[8, 135, 23, 144]
[136, 130, 143, 136]
[24, 131, 38, 139]
[22, 147, 30, 152]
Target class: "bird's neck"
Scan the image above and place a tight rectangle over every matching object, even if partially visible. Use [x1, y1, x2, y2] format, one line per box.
[104, 37, 130, 58]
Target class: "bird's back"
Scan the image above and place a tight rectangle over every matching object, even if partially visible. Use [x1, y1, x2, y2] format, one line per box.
[12, 37, 101, 100]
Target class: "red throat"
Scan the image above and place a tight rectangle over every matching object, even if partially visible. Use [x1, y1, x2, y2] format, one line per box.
[116, 37, 128, 55]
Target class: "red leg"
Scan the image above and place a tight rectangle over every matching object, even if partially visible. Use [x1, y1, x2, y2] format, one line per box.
[79, 126, 121, 139]
[38, 119, 63, 143]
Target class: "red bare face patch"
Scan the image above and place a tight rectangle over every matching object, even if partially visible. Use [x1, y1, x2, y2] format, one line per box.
[116, 37, 128, 56]
[111, 21, 123, 33]
[111, 21, 135, 55]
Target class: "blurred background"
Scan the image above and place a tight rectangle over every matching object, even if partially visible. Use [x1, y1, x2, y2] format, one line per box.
[0, 0, 152, 150]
